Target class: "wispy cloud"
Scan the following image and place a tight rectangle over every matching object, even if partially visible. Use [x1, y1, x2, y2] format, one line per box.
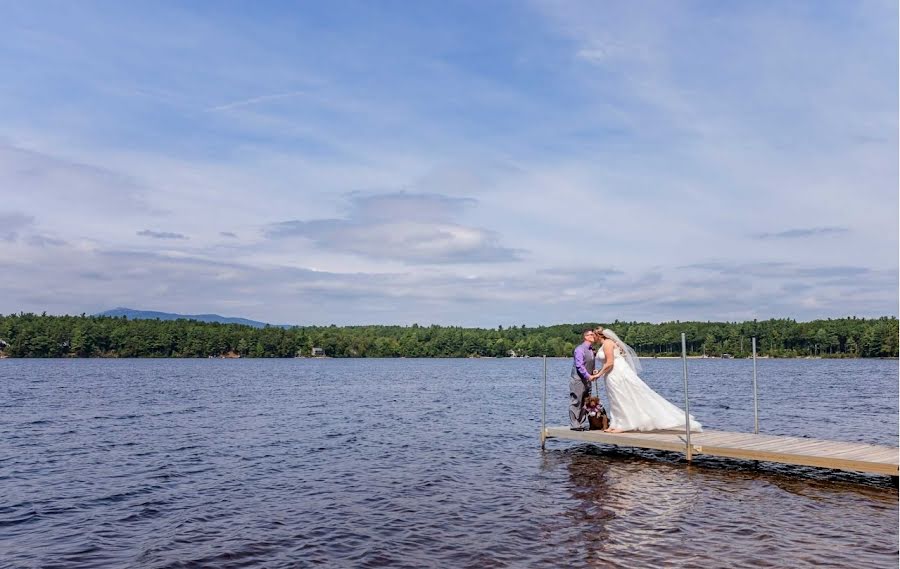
[680, 261, 874, 280]
[27, 234, 66, 247]
[753, 227, 850, 240]
[574, 39, 635, 65]
[207, 91, 306, 112]
[137, 229, 188, 240]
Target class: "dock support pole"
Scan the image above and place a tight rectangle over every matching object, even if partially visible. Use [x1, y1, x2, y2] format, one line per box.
[752, 337, 759, 434]
[681, 333, 692, 462]
[541, 355, 547, 449]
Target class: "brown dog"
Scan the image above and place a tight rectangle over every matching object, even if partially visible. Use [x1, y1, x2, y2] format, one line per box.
[584, 395, 609, 431]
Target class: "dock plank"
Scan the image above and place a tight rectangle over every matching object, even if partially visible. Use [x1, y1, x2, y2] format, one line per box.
[544, 427, 899, 476]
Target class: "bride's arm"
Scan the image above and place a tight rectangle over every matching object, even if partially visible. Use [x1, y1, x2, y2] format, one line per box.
[597, 340, 615, 377]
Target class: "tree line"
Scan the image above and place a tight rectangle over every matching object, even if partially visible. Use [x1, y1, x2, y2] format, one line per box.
[0, 313, 896, 359]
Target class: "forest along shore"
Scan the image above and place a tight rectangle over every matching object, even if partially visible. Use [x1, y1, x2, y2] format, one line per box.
[0, 314, 896, 359]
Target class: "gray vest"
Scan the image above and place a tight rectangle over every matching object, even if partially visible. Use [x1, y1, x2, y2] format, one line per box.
[570, 344, 596, 381]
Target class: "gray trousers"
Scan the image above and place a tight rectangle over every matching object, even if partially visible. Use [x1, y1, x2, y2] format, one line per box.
[569, 376, 591, 428]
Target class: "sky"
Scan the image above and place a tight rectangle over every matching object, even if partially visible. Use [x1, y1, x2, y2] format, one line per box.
[0, 1, 897, 326]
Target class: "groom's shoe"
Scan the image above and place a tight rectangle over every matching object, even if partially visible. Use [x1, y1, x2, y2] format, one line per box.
[570, 426, 588, 431]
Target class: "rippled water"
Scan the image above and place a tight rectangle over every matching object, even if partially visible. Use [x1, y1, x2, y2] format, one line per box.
[1, 358, 897, 568]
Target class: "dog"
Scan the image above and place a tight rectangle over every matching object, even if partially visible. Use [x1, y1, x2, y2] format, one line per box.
[584, 395, 609, 431]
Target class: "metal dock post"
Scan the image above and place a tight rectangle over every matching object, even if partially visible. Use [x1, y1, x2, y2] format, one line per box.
[541, 355, 547, 449]
[752, 337, 759, 434]
[681, 333, 692, 462]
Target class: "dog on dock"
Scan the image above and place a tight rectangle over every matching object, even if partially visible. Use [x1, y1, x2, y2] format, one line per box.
[584, 396, 609, 431]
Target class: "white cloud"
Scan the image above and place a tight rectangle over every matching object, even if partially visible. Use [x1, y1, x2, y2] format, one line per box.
[266, 192, 523, 264]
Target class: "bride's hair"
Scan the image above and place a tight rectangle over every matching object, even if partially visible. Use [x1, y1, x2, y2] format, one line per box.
[595, 327, 616, 345]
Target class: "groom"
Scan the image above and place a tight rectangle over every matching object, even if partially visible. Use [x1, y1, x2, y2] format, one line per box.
[570, 329, 601, 430]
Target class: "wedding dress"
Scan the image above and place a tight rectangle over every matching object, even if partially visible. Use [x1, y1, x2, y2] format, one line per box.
[597, 347, 702, 432]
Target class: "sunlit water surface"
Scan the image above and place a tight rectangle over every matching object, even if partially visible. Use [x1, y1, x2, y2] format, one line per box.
[1, 358, 897, 568]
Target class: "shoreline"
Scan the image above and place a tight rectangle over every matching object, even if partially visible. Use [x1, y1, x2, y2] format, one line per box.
[1, 354, 896, 360]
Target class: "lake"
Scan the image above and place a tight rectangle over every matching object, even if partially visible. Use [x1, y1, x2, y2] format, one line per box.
[1, 358, 897, 568]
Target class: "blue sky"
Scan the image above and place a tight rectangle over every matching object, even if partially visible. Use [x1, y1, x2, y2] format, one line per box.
[0, 1, 897, 326]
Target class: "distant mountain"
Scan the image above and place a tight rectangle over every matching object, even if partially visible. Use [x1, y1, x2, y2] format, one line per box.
[96, 307, 284, 328]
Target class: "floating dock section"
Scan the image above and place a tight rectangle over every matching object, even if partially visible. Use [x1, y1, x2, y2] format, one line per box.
[543, 427, 900, 476]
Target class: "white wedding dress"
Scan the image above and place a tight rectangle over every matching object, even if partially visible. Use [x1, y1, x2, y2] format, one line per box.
[597, 348, 702, 432]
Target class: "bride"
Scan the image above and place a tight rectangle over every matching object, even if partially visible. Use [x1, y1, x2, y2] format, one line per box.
[594, 327, 702, 433]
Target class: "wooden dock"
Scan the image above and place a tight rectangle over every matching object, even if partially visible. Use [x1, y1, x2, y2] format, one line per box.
[543, 427, 900, 476]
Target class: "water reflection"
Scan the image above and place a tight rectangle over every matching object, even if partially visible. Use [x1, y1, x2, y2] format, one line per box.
[560, 448, 615, 557]
[553, 447, 699, 567]
[549, 444, 898, 568]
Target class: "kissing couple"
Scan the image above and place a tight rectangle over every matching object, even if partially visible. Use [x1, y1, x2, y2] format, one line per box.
[569, 326, 702, 433]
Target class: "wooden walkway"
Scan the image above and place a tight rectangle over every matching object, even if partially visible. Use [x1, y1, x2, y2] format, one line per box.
[543, 427, 900, 476]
